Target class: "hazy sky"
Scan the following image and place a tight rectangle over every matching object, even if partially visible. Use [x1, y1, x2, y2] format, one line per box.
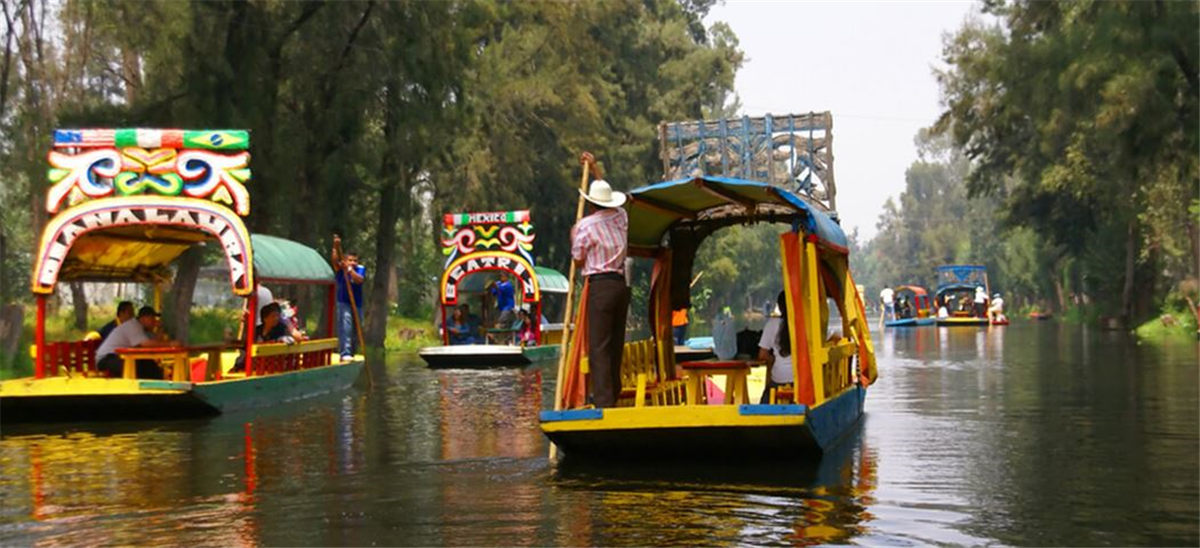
[706, 1, 977, 240]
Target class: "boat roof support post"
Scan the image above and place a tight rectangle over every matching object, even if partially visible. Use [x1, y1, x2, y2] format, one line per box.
[246, 286, 257, 377]
[35, 295, 46, 379]
[779, 232, 816, 406]
[803, 237, 828, 406]
[326, 285, 335, 339]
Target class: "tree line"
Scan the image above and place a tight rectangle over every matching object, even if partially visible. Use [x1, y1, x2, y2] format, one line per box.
[855, 0, 1198, 327]
[0, 0, 742, 345]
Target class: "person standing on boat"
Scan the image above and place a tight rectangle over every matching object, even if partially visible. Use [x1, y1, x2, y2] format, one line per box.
[974, 286, 987, 318]
[879, 286, 895, 321]
[331, 236, 366, 361]
[758, 291, 793, 403]
[95, 306, 175, 378]
[571, 153, 629, 409]
[488, 271, 517, 328]
[672, 307, 689, 345]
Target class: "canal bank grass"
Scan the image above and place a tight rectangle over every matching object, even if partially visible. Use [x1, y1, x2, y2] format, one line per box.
[384, 315, 440, 352]
[1134, 306, 1199, 342]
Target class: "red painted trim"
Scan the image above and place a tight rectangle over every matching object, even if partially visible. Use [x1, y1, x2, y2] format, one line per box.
[257, 277, 335, 286]
[326, 286, 335, 338]
[35, 296, 46, 379]
[440, 306, 449, 345]
[246, 287, 257, 376]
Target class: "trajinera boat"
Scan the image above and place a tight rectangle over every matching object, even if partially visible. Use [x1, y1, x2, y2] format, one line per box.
[883, 285, 935, 327]
[541, 112, 878, 459]
[418, 210, 567, 368]
[0, 128, 364, 422]
[934, 264, 1002, 326]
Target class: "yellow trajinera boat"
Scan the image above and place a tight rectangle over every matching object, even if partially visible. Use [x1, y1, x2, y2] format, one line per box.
[541, 175, 878, 458]
[0, 128, 363, 422]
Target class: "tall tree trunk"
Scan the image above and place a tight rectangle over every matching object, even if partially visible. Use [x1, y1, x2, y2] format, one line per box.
[365, 176, 399, 347]
[69, 282, 87, 331]
[1120, 220, 1137, 328]
[1187, 218, 1199, 281]
[166, 247, 204, 343]
[0, 226, 7, 306]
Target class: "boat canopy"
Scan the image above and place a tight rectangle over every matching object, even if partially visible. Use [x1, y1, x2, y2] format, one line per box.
[936, 265, 988, 291]
[894, 285, 929, 297]
[455, 265, 568, 295]
[626, 176, 847, 252]
[250, 234, 334, 284]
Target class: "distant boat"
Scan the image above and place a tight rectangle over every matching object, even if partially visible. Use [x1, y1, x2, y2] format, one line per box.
[419, 210, 566, 368]
[884, 285, 935, 327]
[934, 265, 995, 326]
[1028, 311, 1054, 320]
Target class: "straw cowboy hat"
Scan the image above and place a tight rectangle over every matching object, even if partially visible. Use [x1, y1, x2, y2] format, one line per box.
[580, 179, 627, 208]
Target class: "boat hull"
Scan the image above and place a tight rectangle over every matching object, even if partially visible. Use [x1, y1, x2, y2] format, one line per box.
[419, 344, 558, 368]
[0, 359, 364, 423]
[884, 317, 935, 327]
[541, 386, 865, 460]
[936, 317, 991, 326]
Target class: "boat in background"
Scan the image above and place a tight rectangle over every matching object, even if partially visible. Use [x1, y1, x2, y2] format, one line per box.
[935, 265, 994, 326]
[1, 128, 363, 422]
[883, 285, 935, 327]
[418, 210, 566, 368]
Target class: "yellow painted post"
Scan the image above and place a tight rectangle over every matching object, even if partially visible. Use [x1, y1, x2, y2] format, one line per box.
[804, 241, 827, 405]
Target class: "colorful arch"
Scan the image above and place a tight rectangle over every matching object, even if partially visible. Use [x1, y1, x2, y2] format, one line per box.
[439, 251, 540, 305]
[31, 196, 254, 296]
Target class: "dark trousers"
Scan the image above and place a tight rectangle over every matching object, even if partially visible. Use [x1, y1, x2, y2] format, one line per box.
[673, 324, 688, 345]
[97, 354, 164, 379]
[587, 275, 630, 408]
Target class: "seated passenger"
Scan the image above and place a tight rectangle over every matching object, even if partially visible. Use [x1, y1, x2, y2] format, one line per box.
[230, 303, 295, 373]
[446, 305, 479, 345]
[937, 305, 950, 319]
[757, 291, 794, 404]
[97, 301, 134, 342]
[95, 306, 175, 378]
[515, 308, 538, 347]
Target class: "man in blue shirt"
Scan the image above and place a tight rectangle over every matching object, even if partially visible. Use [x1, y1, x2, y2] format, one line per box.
[488, 271, 516, 328]
[331, 236, 366, 361]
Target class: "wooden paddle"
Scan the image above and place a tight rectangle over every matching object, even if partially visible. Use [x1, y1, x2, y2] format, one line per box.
[550, 152, 598, 460]
[333, 234, 373, 388]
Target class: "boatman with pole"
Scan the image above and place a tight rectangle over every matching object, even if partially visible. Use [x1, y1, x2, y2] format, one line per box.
[570, 153, 629, 408]
[331, 235, 367, 362]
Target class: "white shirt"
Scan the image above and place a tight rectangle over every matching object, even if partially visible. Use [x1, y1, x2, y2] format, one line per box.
[975, 289, 987, 304]
[758, 318, 794, 384]
[251, 285, 274, 326]
[989, 297, 1005, 312]
[879, 287, 894, 305]
[938, 306, 950, 319]
[96, 318, 149, 359]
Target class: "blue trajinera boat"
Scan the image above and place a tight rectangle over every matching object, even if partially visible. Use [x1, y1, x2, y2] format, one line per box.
[934, 265, 1000, 326]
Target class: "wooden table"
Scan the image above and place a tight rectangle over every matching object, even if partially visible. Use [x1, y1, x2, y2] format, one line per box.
[115, 343, 236, 382]
[679, 360, 756, 405]
[115, 346, 190, 381]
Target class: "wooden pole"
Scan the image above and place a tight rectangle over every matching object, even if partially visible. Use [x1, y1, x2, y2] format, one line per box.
[334, 237, 373, 388]
[550, 153, 594, 460]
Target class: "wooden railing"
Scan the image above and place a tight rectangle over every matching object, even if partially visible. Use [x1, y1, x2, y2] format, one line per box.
[35, 339, 101, 377]
[248, 338, 339, 376]
[617, 338, 685, 407]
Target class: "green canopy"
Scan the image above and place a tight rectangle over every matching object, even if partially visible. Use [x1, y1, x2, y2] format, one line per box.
[534, 266, 569, 293]
[251, 234, 334, 284]
[455, 265, 569, 296]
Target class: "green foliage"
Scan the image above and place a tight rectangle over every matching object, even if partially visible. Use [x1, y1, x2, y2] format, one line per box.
[935, 0, 1199, 323]
[1, 0, 743, 349]
[692, 223, 782, 318]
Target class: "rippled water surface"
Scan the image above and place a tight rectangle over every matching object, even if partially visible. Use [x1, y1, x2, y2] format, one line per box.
[2, 323, 1197, 546]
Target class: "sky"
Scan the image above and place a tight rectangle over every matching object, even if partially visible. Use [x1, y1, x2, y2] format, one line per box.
[705, 1, 977, 241]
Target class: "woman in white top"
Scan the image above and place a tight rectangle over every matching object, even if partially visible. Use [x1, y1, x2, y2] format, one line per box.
[757, 291, 794, 403]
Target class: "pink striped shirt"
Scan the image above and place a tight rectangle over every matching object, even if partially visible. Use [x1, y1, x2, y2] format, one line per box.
[571, 207, 628, 277]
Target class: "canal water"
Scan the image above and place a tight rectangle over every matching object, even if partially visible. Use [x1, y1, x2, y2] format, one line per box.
[1, 322, 1196, 546]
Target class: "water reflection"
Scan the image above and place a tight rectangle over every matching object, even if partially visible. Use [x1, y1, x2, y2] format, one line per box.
[0, 324, 1196, 546]
[552, 425, 877, 547]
